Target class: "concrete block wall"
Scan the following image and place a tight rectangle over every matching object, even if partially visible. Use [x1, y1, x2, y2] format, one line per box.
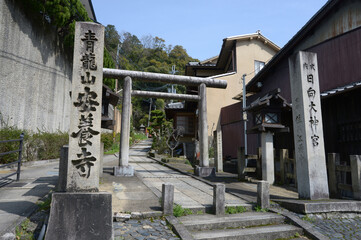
[0, 0, 72, 133]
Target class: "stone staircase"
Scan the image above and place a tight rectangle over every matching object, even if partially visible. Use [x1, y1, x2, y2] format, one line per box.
[177, 212, 306, 240]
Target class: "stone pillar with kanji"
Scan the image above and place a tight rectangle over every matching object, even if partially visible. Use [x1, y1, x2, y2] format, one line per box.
[66, 23, 104, 192]
[46, 22, 113, 240]
[289, 51, 329, 200]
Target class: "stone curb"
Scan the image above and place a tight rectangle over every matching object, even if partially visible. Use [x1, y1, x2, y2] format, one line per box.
[113, 211, 163, 221]
[269, 207, 329, 240]
[165, 215, 194, 240]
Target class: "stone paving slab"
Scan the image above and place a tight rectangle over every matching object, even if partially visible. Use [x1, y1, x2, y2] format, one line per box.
[130, 157, 249, 211]
[113, 218, 179, 240]
[0, 162, 58, 236]
[306, 214, 361, 240]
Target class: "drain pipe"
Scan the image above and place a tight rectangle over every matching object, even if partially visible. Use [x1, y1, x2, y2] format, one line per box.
[37, 215, 48, 240]
[242, 74, 248, 163]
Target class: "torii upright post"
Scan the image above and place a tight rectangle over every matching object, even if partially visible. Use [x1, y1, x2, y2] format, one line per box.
[114, 76, 134, 176]
[196, 83, 215, 177]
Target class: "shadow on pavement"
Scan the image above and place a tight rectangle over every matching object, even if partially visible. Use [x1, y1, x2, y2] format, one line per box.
[0, 201, 36, 216]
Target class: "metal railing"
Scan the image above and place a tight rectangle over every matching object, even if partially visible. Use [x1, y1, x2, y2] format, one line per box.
[0, 133, 24, 181]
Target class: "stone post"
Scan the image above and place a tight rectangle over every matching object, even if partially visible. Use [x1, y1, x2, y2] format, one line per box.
[199, 83, 209, 167]
[257, 147, 262, 179]
[195, 83, 215, 177]
[257, 181, 270, 209]
[162, 183, 174, 215]
[114, 76, 134, 176]
[327, 153, 339, 198]
[46, 22, 112, 240]
[213, 183, 225, 216]
[99, 142, 104, 178]
[350, 155, 361, 200]
[237, 147, 246, 180]
[261, 132, 275, 184]
[57, 145, 68, 192]
[289, 51, 329, 200]
[214, 120, 223, 172]
[279, 149, 287, 184]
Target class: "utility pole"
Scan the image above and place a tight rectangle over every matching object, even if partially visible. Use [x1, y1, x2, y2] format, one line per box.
[242, 74, 248, 158]
[115, 43, 121, 92]
[169, 65, 178, 103]
[113, 44, 121, 142]
[147, 98, 152, 137]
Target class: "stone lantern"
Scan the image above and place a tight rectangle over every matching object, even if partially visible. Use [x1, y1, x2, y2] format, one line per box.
[246, 88, 291, 184]
[139, 124, 145, 133]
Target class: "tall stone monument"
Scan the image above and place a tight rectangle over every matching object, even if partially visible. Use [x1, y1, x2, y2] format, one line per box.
[289, 51, 329, 200]
[46, 22, 113, 239]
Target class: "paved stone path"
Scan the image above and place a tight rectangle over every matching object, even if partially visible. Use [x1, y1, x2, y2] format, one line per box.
[133, 161, 249, 210]
[309, 215, 361, 240]
[113, 218, 179, 240]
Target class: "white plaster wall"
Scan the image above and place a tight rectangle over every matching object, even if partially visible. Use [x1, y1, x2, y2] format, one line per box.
[0, 0, 72, 133]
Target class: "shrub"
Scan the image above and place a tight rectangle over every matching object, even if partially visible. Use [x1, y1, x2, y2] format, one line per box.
[29, 131, 68, 160]
[225, 206, 247, 214]
[101, 133, 114, 150]
[0, 127, 27, 164]
[0, 127, 68, 164]
[173, 204, 192, 217]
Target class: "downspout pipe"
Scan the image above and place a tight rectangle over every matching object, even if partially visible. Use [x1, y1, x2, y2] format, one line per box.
[242, 74, 248, 160]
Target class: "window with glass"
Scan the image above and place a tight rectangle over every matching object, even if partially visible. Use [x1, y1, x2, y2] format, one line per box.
[255, 60, 265, 74]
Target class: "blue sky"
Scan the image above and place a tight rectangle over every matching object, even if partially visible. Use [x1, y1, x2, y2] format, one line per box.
[92, 0, 328, 61]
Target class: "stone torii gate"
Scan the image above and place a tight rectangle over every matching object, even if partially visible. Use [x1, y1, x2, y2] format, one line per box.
[103, 69, 227, 177]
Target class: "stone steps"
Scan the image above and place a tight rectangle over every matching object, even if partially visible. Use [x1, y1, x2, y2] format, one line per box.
[177, 212, 305, 240]
[179, 212, 285, 231]
[191, 224, 302, 240]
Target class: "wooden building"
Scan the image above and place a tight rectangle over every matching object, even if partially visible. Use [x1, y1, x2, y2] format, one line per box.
[223, 0, 361, 164]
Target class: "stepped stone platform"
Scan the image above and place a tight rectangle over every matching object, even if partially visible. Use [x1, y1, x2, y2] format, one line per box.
[171, 212, 304, 240]
[274, 198, 361, 214]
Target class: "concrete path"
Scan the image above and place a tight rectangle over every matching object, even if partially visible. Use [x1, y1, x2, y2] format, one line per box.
[0, 161, 58, 236]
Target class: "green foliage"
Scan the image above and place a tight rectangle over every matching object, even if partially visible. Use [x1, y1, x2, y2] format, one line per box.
[37, 195, 52, 212]
[147, 110, 173, 154]
[103, 24, 199, 127]
[101, 133, 115, 151]
[18, 0, 117, 89]
[15, 218, 34, 240]
[209, 145, 215, 158]
[185, 159, 192, 166]
[103, 132, 147, 155]
[155, 99, 165, 111]
[103, 48, 116, 89]
[225, 206, 247, 214]
[254, 206, 269, 212]
[0, 126, 27, 164]
[196, 210, 203, 215]
[19, 0, 91, 50]
[301, 214, 315, 222]
[173, 204, 192, 217]
[27, 130, 68, 161]
[0, 125, 68, 164]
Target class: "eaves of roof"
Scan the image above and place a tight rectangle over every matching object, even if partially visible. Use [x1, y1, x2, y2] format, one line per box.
[246, 0, 339, 93]
[186, 32, 280, 76]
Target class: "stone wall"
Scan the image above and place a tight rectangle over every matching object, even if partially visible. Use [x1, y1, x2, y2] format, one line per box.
[0, 0, 72, 133]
